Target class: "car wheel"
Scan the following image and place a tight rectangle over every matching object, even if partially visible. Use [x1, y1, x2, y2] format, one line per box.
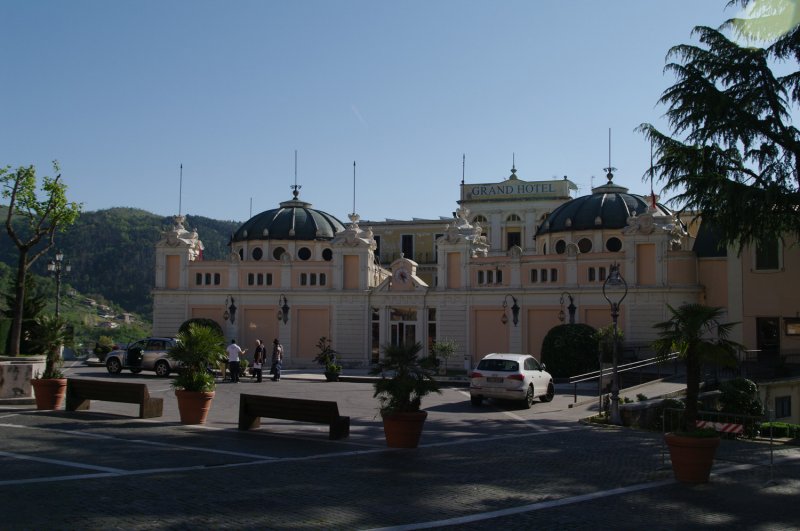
[470, 395, 483, 406]
[130, 368, 142, 374]
[524, 385, 535, 409]
[106, 358, 122, 375]
[155, 360, 170, 377]
[540, 382, 555, 403]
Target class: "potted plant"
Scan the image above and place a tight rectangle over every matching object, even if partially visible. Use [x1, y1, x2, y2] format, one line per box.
[29, 315, 71, 410]
[168, 323, 225, 424]
[371, 341, 440, 448]
[430, 338, 457, 376]
[313, 336, 342, 382]
[652, 303, 742, 483]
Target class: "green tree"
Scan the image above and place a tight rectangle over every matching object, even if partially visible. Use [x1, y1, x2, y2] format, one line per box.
[1, 162, 81, 355]
[639, 0, 800, 250]
[541, 324, 599, 378]
[652, 304, 742, 432]
[2, 273, 47, 354]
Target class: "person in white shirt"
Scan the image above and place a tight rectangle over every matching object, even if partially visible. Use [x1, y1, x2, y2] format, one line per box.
[226, 339, 244, 383]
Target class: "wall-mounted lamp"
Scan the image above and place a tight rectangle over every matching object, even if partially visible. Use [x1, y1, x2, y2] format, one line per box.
[224, 295, 237, 324]
[559, 292, 577, 324]
[502, 294, 520, 327]
[277, 294, 290, 325]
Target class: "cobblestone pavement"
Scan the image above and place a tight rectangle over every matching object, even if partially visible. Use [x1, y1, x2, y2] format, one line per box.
[0, 367, 797, 530]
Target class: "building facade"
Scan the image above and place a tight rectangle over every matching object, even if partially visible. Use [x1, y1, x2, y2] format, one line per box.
[152, 167, 800, 383]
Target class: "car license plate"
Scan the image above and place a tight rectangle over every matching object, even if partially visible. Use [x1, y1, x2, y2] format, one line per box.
[487, 377, 503, 383]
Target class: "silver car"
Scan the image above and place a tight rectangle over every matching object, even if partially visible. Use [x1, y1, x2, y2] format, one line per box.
[105, 337, 179, 377]
[469, 353, 555, 408]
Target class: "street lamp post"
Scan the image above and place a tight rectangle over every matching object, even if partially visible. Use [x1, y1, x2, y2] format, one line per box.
[602, 262, 628, 425]
[47, 250, 71, 319]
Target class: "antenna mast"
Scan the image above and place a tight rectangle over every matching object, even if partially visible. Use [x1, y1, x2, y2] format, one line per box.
[603, 128, 617, 182]
[291, 150, 301, 198]
[352, 161, 356, 215]
[178, 163, 183, 216]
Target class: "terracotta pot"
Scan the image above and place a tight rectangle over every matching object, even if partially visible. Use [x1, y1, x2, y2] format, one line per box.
[31, 378, 67, 410]
[664, 432, 721, 484]
[381, 410, 428, 448]
[175, 390, 215, 425]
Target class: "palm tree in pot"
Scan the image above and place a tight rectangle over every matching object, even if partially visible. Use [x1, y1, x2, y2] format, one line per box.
[313, 336, 342, 381]
[371, 341, 440, 448]
[29, 314, 71, 410]
[652, 303, 742, 483]
[168, 324, 225, 424]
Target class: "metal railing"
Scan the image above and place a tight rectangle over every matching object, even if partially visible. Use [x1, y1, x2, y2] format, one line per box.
[567, 353, 679, 404]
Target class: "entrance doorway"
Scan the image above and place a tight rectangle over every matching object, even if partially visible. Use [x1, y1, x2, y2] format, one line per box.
[756, 317, 780, 363]
[390, 308, 417, 347]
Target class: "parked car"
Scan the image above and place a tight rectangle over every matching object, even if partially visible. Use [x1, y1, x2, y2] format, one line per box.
[105, 337, 179, 377]
[469, 353, 555, 408]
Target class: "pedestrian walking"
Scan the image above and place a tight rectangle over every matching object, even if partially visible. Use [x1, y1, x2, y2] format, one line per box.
[226, 339, 244, 383]
[252, 339, 266, 383]
[271, 338, 283, 381]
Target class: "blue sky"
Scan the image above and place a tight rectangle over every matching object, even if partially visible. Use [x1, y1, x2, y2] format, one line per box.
[1, 1, 737, 223]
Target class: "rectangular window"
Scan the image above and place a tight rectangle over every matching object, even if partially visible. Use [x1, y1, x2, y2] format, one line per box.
[401, 234, 414, 261]
[599, 267, 607, 281]
[374, 235, 382, 263]
[320, 273, 326, 286]
[506, 231, 521, 250]
[486, 270, 494, 284]
[300, 273, 307, 286]
[530, 269, 538, 283]
[266, 273, 273, 286]
[478, 270, 484, 284]
[196, 273, 202, 285]
[551, 268, 558, 282]
[541, 269, 548, 282]
[214, 273, 220, 285]
[756, 239, 780, 270]
[247, 273, 254, 286]
[775, 396, 791, 418]
[257, 273, 263, 286]
[205, 273, 211, 285]
[589, 268, 596, 282]
[310, 273, 317, 286]
[496, 270, 503, 284]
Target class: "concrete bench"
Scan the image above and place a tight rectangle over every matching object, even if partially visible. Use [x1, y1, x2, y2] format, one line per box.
[66, 378, 163, 419]
[238, 394, 350, 440]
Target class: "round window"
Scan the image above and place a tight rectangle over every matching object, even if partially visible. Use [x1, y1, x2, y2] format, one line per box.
[578, 238, 593, 253]
[322, 248, 333, 261]
[272, 246, 286, 260]
[606, 237, 622, 252]
[298, 247, 311, 261]
[555, 239, 567, 254]
[251, 247, 263, 261]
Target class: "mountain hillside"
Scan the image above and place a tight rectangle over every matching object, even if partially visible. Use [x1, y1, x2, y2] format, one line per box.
[0, 207, 240, 318]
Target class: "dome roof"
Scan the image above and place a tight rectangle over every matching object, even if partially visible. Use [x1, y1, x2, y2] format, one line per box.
[536, 175, 671, 236]
[231, 192, 345, 242]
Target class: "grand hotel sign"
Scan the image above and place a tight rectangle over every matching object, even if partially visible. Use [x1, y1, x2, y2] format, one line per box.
[461, 178, 575, 202]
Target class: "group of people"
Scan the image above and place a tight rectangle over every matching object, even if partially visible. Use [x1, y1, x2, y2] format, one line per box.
[224, 338, 283, 383]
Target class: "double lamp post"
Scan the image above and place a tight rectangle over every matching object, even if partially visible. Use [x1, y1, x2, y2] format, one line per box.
[602, 262, 628, 426]
[47, 250, 71, 319]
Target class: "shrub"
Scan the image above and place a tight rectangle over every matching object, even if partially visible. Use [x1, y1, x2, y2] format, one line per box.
[541, 324, 599, 378]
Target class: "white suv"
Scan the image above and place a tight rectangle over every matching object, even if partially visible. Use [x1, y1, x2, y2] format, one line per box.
[469, 353, 555, 408]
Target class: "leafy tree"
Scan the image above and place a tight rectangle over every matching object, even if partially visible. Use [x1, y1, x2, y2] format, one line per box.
[371, 342, 440, 415]
[652, 304, 743, 432]
[639, 0, 800, 250]
[168, 324, 225, 392]
[2, 273, 47, 354]
[179, 317, 224, 337]
[1, 162, 81, 355]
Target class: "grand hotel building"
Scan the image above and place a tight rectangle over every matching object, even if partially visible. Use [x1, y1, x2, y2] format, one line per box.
[152, 165, 800, 381]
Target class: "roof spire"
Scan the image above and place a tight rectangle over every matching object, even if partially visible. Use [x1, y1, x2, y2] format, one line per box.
[509, 153, 518, 180]
[603, 128, 617, 183]
[291, 150, 302, 199]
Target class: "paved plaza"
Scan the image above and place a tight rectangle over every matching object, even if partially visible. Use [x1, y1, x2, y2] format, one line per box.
[0, 364, 798, 530]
